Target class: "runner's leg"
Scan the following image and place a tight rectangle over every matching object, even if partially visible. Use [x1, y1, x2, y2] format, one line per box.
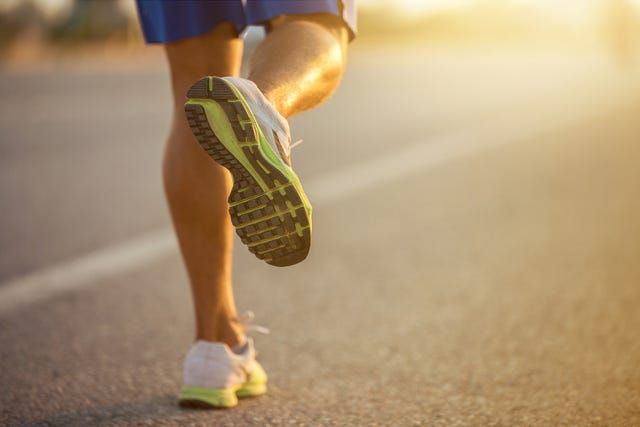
[248, 13, 350, 119]
[163, 23, 245, 348]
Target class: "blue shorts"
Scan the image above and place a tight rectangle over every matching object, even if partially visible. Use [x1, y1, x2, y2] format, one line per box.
[136, 0, 357, 43]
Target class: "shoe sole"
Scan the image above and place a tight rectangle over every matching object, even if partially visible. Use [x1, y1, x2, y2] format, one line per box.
[184, 77, 312, 267]
[178, 384, 267, 409]
[178, 377, 267, 409]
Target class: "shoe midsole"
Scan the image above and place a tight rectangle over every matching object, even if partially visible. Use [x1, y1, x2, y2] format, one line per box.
[186, 81, 312, 219]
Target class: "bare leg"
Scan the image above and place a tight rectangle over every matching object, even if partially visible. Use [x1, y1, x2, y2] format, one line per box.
[249, 14, 349, 119]
[163, 23, 244, 348]
[163, 14, 348, 348]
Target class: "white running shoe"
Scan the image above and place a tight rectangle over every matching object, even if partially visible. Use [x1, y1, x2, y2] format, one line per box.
[178, 338, 267, 409]
[184, 76, 312, 267]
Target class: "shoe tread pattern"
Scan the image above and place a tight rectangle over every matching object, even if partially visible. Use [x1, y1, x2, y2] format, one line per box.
[185, 77, 311, 266]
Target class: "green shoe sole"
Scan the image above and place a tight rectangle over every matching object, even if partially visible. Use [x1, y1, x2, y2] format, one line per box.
[178, 362, 268, 409]
[184, 76, 312, 267]
[179, 386, 239, 409]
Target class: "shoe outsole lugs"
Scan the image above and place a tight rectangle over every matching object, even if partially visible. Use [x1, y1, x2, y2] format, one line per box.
[184, 77, 311, 267]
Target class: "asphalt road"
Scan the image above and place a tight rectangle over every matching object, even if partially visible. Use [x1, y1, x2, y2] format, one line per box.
[1, 46, 640, 426]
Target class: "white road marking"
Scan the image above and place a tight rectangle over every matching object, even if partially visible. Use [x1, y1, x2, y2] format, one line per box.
[3, 74, 625, 316]
[0, 127, 506, 314]
[308, 131, 485, 205]
[0, 229, 175, 313]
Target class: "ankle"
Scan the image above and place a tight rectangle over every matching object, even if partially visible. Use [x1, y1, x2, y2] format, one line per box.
[196, 316, 245, 348]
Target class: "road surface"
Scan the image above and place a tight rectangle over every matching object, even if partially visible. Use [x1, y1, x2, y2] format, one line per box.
[1, 46, 640, 426]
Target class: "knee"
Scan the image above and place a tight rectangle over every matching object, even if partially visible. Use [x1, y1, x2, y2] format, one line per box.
[165, 22, 243, 101]
[269, 14, 349, 64]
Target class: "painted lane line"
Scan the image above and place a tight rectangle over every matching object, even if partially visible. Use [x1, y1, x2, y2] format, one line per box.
[307, 131, 484, 205]
[0, 229, 175, 313]
[0, 126, 507, 314]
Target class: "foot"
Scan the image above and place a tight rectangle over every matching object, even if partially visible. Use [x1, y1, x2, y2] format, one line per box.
[179, 338, 267, 409]
[184, 76, 312, 267]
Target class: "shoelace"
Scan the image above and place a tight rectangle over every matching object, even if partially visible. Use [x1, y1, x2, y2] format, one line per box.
[239, 310, 270, 335]
[290, 139, 304, 150]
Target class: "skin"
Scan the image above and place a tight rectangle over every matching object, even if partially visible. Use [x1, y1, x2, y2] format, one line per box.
[163, 14, 349, 348]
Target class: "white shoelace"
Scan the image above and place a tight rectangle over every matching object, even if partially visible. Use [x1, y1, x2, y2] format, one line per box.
[239, 310, 270, 335]
[290, 139, 304, 150]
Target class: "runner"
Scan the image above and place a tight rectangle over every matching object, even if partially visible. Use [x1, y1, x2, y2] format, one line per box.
[135, 0, 356, 408]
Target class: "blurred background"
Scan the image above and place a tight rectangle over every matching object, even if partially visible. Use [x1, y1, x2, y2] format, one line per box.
[1, 1, 640, 426]
[1, 0, 640, 66]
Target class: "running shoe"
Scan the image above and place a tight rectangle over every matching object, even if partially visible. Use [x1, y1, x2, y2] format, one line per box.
[184, 76, 312, 267]
[179, 338, 267, 409]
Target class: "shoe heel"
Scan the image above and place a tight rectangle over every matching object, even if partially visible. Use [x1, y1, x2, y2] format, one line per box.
[236, 383, 267, 398]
